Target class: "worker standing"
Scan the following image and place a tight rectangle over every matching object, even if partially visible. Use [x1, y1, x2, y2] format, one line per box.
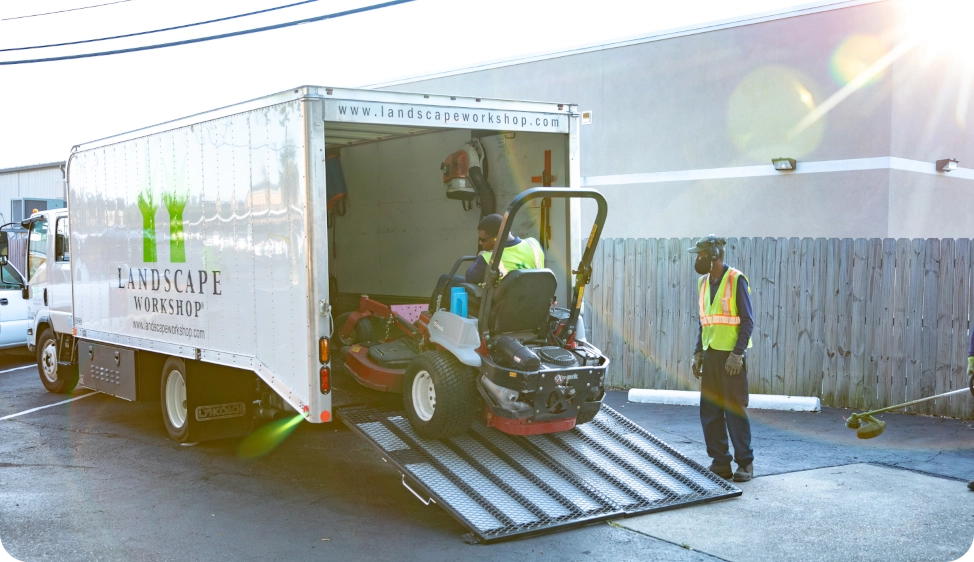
[689, 236, 755, 482]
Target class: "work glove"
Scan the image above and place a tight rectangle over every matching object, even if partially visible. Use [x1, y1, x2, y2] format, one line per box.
[968, 356, 974, 376]
[724, 353, 744, 376]
[692, 352, 703, 379]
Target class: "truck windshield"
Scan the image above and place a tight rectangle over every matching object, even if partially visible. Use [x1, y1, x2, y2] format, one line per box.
[27, 219, 48, 281]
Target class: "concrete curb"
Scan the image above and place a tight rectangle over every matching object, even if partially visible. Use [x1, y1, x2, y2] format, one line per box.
[627, 389, 821, 412]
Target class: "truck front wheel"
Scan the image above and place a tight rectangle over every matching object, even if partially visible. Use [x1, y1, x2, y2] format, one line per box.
[160, 357, 192, 442]
[403, 351, 479, 439]
[37, 328, 76, 394]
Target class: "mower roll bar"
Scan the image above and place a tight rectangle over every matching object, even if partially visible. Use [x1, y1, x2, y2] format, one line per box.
[430, 255, 479, 311]
[480, 187, 608, 342]
[448, 255, 479, 279]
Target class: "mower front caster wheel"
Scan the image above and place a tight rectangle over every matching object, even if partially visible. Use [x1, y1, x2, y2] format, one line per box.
[403, 351, 479, 439]
[334, 312, 374, 347]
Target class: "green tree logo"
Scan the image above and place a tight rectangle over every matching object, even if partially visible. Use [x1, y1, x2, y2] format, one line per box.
[137, 190, 158, 263]
[138, 189, 188, 263]
[163, 192, 188, 263]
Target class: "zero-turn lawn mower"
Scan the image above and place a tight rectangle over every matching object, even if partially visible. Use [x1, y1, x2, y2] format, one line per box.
[333, 187, 609, 439]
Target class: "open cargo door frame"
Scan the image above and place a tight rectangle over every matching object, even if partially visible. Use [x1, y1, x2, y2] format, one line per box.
[338, 405, 741, 543]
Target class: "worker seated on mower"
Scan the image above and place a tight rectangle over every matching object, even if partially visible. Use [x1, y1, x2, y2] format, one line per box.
[429, 213, 545, 315]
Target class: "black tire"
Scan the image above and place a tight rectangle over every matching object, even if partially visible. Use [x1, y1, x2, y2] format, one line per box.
[403, 350, 479, 439]
[37, 328, 76, 394]
[160, 357, 191, 442]
[574, 404, 601, 426]
[334, 312, 374, 347]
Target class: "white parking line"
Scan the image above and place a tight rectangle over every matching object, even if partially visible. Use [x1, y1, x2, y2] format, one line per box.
[0, 364, 34, 375]
[0, 392, 99, 421]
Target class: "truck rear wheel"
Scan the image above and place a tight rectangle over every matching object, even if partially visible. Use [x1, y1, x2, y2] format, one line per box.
[160, 357, 192, 442]
[403, 350, 479, 439]
[37, 328, 76, 394]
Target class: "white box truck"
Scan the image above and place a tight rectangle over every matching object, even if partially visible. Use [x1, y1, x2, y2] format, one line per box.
[20, 86, 609, 441]
[13, 86, 741, 542]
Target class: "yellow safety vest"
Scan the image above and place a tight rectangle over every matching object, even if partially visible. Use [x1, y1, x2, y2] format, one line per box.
[698, 267, 753, 352]
[482, 237, 545, 278]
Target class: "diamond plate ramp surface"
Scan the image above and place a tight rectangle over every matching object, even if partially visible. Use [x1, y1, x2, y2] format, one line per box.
[338, 405, 740, 543]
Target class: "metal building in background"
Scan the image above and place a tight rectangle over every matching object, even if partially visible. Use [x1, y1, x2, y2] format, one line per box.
[0, 162, 66, 274]
[374, 0, 973, 241]
[0, 162, 66, 223]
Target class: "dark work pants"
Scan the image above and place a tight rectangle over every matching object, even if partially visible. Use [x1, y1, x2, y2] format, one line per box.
[700, 348, 754, 467]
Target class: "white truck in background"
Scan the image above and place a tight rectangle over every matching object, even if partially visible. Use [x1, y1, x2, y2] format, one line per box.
[20, 86, 585, 442]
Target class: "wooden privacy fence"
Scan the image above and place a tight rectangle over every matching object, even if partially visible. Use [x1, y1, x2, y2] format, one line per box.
[583, 237, 974, 418]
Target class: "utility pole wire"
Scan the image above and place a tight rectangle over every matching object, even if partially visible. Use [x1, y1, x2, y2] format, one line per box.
[0, 0, 414, 65]
[2, 0, 322, 52]
[2, 0, 135, 21]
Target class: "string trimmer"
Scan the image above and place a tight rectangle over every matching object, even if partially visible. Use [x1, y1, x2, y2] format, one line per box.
[845, 374, 974, 439]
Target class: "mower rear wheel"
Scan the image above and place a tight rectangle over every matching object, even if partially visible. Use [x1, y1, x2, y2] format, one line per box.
[403, 350, 479, 439]
[334, 312, 374, 347]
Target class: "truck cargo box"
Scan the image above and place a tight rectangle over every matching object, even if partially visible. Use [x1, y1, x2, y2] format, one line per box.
[51, 86, 579, 425]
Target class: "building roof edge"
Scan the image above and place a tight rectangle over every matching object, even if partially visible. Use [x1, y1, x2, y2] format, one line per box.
[364, 0, 886, 88]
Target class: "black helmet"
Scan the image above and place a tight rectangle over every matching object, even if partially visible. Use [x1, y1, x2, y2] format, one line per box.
[688, 235, 726, 261]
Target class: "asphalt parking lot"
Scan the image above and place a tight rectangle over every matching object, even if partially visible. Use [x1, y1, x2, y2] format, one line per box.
[2, 352, 973, 562]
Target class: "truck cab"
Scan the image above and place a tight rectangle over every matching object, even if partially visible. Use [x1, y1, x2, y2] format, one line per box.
[22, 208, 75, 392]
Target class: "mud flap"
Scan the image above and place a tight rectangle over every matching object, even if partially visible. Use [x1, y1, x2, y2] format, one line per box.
[183, 362, 256, 442]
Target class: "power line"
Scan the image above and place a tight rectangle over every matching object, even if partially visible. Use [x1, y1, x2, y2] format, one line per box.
[0, 0, 415, 65]
[2, 0, 322, 52]
[2, 0, 136, 21]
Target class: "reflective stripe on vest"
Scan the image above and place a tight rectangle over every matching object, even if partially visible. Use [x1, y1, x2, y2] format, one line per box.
[698, 267, 752, 351]
[482, 237, 545, 278]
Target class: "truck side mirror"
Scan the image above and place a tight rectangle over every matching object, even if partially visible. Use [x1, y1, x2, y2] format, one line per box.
[21, 287, 28, 300]
[0, 255, 7, 267]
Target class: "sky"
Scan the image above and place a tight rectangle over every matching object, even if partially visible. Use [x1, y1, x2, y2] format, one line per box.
[0, 0, 839, 169]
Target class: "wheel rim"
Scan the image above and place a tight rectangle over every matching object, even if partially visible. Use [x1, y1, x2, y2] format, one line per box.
[411, 370, 436, 422]
[40, 340, 58, 384]
[165, 369, 188, 429]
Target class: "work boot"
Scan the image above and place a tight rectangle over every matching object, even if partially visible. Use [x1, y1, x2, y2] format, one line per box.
[968, 481, 974, 491]
[708, 461, 733, 480]
[733, 463, 753, 482]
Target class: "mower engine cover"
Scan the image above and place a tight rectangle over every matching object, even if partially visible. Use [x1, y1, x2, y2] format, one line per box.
[491, 335, 541, 371]
[477, 340, 607, 423]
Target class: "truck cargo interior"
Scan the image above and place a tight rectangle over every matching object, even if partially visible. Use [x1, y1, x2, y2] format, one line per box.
[324, 124, 571, 314]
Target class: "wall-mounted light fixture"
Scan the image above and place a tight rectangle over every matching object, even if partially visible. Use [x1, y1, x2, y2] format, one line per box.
[772, 158, 796, 171]
[936, 158, 959, 172]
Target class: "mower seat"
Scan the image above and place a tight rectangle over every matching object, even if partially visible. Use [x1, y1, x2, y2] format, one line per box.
[487, 269, 557, 334]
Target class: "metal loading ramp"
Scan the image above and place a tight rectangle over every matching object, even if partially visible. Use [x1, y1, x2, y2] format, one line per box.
[338, 405, 741, 543]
